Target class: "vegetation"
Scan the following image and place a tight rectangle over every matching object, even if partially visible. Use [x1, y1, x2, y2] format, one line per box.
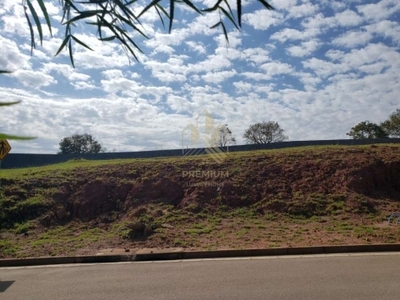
[346, 121, 388, 139]
[243, 121, 288, 144]
[58, 133, 103, 154]
[207, 124, 236, 147]
[1, 144, 400, 258]
[381, 108, 400, 138]
[346, 109, 400, 140]
[23, 0, 274, 67]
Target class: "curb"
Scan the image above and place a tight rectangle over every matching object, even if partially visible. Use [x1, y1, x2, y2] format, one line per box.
[133, 244, 400, 261]
[1, 244, 400, 267]
[0, 254, 136, 267]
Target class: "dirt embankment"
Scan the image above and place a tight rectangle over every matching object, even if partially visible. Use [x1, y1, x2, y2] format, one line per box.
[1, 145, 400, 257]
[2, 145, 400, 225]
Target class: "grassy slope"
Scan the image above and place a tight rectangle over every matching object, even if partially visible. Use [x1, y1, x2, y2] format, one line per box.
[1, 144, 400, 258]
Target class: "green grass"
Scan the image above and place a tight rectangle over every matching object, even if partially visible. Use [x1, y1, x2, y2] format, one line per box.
[208, 216, 222, 226]
[0, 194, 50, 228]
[27, 226, 106, 251]
[184, 227, 212, 235]
[338, 223, 353, 231]
[235, 228, 249, 238]
[0, 156, 181, 180]
[14, 222, 35, 234]
[0, 240, 20, 257]
[3, 144, 399, 180]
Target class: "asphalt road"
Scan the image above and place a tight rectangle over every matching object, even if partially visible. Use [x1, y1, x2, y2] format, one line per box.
[1, 253, 400, 300]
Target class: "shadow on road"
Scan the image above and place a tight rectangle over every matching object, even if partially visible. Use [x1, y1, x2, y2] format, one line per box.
[0, 281, 15, 292]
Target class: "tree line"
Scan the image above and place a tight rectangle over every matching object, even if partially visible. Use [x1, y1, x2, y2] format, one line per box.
[346, 109, 400, 139]
[59, 121, 289, 154]
[60, 108, 400, 154]
[206, 121, 288, 149]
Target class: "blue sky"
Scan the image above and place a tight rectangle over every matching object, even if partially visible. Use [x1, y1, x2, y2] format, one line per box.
[0, 0, 399, 153]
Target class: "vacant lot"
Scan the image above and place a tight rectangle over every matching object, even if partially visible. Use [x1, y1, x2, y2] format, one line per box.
[1, 144, 400, 258]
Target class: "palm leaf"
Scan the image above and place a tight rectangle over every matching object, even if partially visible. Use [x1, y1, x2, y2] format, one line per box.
[55, 34, 71, 56]
[203, 0, 223, 12]
[155, 5, 166, 29]
[0, 134, 36, 140]
[180, 0, 202, 14]
[0, 101, 21, 107]
[219, 7, 239, 30]
[138, 0, 162, 18]
[71, 35, 94, 51]
[68, 39, 75, 68]
[169, 0, 175, 33]
[237, 0, 242, 27]
[65, 10, 104, 24]
[220, 22, 229, 44]
[26, 0, 43, 45]
[23, 5, 36, 54]
[258, 0, 274, 10]
[37, 0, 53, 37]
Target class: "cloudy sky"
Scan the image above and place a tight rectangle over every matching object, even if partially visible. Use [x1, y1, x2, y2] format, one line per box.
[0, 0, 399, 153]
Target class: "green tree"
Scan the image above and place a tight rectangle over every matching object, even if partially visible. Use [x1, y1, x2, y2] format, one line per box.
[23, 0, 274, 67]
[346, 121, 388, 139]
[58, 133, 103, 154]
[243, 121, 288, 144]
[381, 109, 400, 138]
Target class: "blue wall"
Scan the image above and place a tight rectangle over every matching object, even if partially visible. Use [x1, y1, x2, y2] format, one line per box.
[1, 138, 400, 169]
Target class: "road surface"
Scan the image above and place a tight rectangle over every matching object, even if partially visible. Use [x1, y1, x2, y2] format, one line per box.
[1, 253, 400, 300]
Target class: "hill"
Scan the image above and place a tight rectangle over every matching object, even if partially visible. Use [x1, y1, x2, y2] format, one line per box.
[1, 144, 400, 258]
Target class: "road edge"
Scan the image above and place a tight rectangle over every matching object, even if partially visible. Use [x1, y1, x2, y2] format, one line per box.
[1, 243, 400, 267]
